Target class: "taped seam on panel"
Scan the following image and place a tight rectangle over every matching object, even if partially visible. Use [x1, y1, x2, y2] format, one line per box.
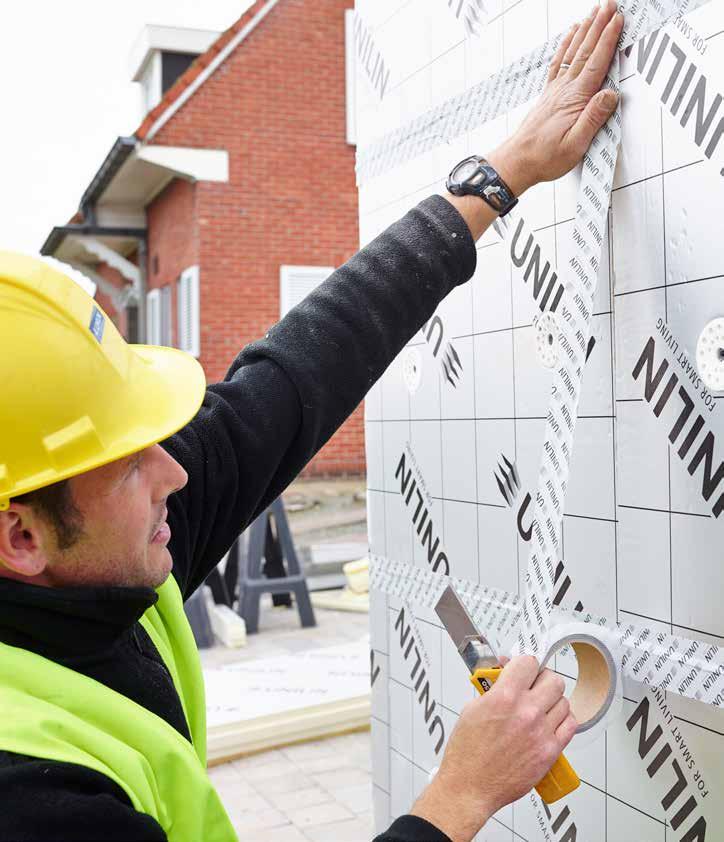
[355, 0, 712, 184]
[370, 555, 724, 709]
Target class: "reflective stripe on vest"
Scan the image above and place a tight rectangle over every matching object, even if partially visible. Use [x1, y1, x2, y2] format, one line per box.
[0, 574, 238, 842]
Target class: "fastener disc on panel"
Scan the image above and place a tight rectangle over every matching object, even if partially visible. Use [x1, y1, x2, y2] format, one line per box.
[402, 347, 422, 394]
[535, 312, 559, 369]
[696, 318, 724, 391]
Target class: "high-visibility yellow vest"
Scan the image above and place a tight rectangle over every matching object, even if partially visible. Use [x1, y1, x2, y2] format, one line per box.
[0, 574, 238, 842]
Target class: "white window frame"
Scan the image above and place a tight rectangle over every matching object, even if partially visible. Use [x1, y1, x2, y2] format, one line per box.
[140, 51, 163, 115]
[159, 285, 172, 346]
[344, 10, 357, 146]
[280, 265, 334, 320]
[177, 265, 200, 358]
[146, 288, 162, 346]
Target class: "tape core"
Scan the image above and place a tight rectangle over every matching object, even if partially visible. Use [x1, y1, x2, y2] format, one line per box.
[542, 633, 616, 734]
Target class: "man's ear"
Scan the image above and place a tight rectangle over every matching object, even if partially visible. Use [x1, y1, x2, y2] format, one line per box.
[0, 505, 51, 578]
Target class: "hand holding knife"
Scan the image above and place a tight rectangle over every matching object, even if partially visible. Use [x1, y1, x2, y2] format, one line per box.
[435, 584, 580, 805]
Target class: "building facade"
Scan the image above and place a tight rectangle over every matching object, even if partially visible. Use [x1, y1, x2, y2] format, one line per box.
[43, 0, 364, 476]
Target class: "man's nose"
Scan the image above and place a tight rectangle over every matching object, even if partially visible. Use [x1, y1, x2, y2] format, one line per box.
[152, 444, 188, 496]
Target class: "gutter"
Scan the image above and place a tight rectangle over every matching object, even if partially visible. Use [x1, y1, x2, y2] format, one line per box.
[79, 136, 137, 222]
[40, 223, 147, 258]
[39, 136, 149, 341]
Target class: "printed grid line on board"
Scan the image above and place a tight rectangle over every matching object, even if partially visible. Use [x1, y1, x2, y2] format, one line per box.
[361, 0, 724, 838]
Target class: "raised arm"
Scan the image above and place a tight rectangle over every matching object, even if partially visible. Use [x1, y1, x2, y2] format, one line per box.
[164, 0, 623, 600]
[164, 195, 478, 597]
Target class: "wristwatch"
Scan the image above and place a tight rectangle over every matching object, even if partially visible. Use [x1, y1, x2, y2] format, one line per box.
[446, 155, 518, 217]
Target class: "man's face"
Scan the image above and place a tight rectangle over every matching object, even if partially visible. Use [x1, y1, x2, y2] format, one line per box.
[0, 445, 189, 590]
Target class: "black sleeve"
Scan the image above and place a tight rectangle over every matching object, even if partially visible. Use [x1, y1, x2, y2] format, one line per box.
[374, 815, 453, 842]
[0, 755, 167, 842]
[164, 194, 477, 598]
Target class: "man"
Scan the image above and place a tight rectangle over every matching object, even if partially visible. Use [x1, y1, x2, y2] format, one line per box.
[0, 3, 622, 840]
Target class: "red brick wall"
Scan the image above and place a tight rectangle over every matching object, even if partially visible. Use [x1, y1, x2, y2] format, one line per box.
[147, 178, 199, 347]
[145, 0, 362, 477]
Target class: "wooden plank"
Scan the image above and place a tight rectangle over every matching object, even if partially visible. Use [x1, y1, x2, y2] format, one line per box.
[207, 696, 371, 765]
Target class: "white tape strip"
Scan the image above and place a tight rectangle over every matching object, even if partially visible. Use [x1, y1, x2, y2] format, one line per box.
[371, 555, 724, 708]
[355, 0, 708, 184]
[516, 56, 622, 659]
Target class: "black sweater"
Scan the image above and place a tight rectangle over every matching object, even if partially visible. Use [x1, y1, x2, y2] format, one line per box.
[0, 196, 475, 842]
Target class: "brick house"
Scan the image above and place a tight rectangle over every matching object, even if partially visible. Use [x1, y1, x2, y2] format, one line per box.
[41, 0, 364, 476]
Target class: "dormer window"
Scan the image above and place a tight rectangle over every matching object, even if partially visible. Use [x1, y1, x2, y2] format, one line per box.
[130, 25, 219, 117]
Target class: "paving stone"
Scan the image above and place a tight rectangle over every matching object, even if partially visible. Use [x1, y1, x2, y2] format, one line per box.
[289, 752, 361, 776]
[207, 762, 244, 785]
[266, 786, 333, 813]
[250, 770, 314, 796]
[312, 767, 371, 792]
[287, 800, 355, 829]
[238, 757, 300, 783]
[331, 783, 373, 814]
[231, 806, 289, 833]
[263, 826, 309, 842]
[214, 779, 271, 815]
[302, 812, 376, 842]
[230, 748, 286, 771]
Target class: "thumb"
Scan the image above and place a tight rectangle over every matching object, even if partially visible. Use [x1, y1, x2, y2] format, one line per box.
[569, 88, 619, 155]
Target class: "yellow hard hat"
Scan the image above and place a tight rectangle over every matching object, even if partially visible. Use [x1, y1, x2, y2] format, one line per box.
[0, 251, 207, 510]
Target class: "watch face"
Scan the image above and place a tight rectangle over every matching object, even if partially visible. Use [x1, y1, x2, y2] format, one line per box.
[454, 158, 481, 183]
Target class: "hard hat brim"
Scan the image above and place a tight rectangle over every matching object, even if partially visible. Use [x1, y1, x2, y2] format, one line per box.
[124, 343, 208, 455]
[3, 345, 207, 505]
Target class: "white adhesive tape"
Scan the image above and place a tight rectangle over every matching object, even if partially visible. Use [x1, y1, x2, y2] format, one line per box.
[512, 54, 622, 661]
[540, 621, 623, 745]
[696, 317, 724, 392]
[355, 0, 711, 184]
[371, 556, 724, 711]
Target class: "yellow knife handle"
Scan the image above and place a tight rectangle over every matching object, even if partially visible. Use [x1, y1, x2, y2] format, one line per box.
[469, 668, 580, 805]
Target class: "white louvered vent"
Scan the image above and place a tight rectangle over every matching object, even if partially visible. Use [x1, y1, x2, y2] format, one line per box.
[280, 265, 334, 319]
[177, 265, 200, 357]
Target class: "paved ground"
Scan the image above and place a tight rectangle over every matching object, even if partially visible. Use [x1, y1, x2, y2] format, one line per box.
[199, 590, 369, 667]
[203, 603, 374, 840]
[203, 476, 374, 839]
[209, 731, 375, 841]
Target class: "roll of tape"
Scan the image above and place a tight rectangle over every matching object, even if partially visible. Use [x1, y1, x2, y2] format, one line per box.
[696, 317, 724, 391]
[540, 623, 623, 742]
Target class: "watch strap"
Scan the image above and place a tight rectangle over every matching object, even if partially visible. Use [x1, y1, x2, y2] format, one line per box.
[447, 155, 518, 217]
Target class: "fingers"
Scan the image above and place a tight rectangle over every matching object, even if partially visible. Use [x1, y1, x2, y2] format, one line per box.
[568, 0, 617, 81]
[555, 712, 578, 751]
[495, 655, 540, 692]
[568, 86, 619, 155]
[546, 696, 571, 731]
[530, 668, 566, 712]
[561, 5, 598, 70]
[577, 6, 625, 94]
[548, 22, 579, 82]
